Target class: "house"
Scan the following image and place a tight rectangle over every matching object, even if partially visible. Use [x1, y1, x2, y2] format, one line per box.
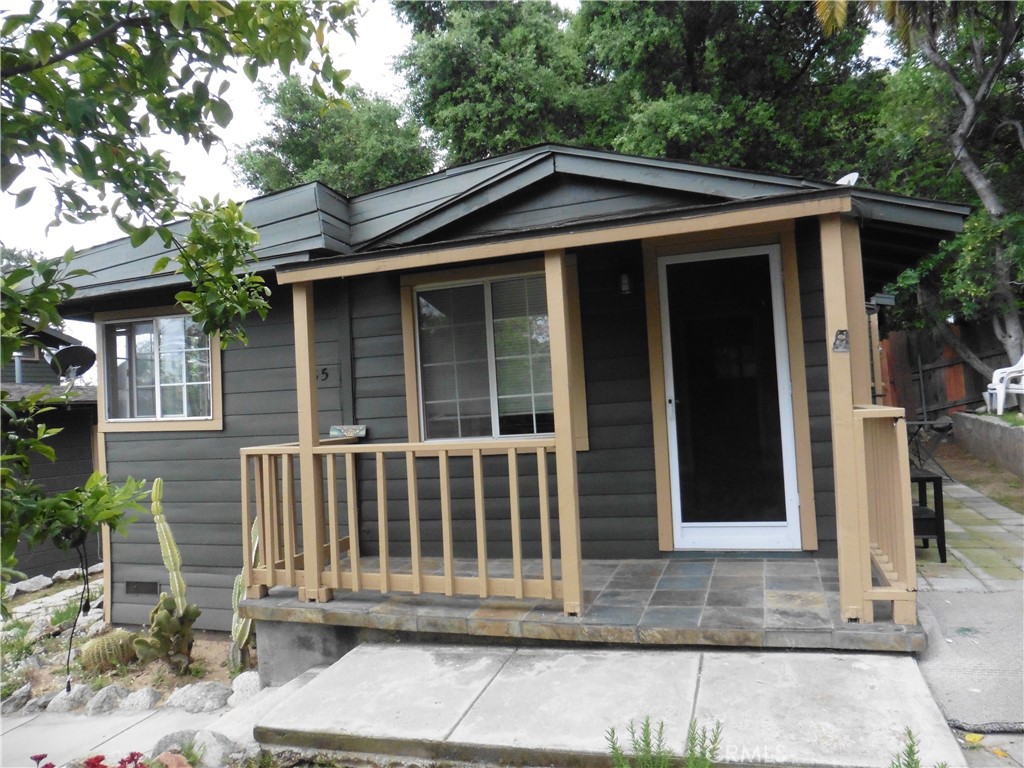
[64, 146, 970, 640]
[2, 327, 100, 578]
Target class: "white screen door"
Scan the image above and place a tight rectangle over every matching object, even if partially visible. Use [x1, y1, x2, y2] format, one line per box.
[659, 245, 800, 550]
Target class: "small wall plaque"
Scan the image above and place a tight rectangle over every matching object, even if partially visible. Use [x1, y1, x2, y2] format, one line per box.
[832, 329, 850, 352]
[330, 425, 367, 438]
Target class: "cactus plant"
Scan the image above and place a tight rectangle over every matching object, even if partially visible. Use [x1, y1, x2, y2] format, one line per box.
[81, 629, 137, 672]
[132, 479, 202, 674]
[229, 519, 258, 669]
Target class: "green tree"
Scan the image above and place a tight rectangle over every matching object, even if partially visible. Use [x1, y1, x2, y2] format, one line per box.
[0, 1, 359, 596]
[397, 1, 592, 166]
[581, 0, 882, 179]
[235, 78, 435, 197]
[1, 252, 148, 604]
[2, 0, 357, 343]
[395, 1, 883, 179]
[820, 1, 1023, 375]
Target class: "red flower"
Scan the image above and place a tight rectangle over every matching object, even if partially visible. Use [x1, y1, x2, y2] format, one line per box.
[30, 756, 47, 765]
[42, 763, 55, 768]
[84, 756, 109, 768]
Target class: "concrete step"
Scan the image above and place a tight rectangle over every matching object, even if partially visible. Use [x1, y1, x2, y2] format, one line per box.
[253, 643, 965, 768]
[207, 665, 326, 747]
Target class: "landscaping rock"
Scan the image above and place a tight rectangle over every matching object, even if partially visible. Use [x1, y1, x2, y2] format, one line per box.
[153, 753, 192, 768]
[18, 654, 41, 672]
[228, 670, 262, 707]
[151, 730, 198, 758]
[12, 574, 53, 594]
[1, 683, 32, 714]
[86, 620, 110, 637]
[192, 730, 243, 768]
[85, 684, 130, 715]
[25, 615, 53, 642]
[46, 683, 92, 712]
[22, 690, 57, 713]
[52, 567, 84, 582]
[121, 686, 162, 710]
[87, 562, 104, 575]
[165, 681, 233, 713]
[152, 730, 240, 768]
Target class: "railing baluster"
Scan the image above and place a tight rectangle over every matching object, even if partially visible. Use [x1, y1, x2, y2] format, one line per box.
[252, 457, 266, 580]
[508, 448, 524, 599]
[240, 456, 257, 594]
[326, 455, 341, 590]
[473, 449, 488, 598]
[345, 452, 361, 592]
[537, 447, 553, 599]
[282, 454, 296, 586]
[439, 450, 454, 596]
[260, 455, 279, 586]
[406, 451, 422, 595]
[376, 452, 390, 593]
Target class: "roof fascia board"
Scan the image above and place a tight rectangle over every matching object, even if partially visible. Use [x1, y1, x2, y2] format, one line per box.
[68, 251, 315, 301]
[552, 152, 828, 199]
[851, 194, 971, 234]
[279, 194, 853, 284]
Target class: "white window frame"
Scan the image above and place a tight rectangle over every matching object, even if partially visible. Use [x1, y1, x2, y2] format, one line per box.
[413, 271, 554, 441]
[96, 307, 223, 433]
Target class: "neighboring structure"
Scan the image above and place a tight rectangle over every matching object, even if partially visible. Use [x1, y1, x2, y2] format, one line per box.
[64, 146, 970, 632]
[3, 328, 100, 577]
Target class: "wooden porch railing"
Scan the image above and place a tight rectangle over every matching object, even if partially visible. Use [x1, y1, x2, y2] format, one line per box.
[240, 437, 570, 610]
[850, 405, 917, 624]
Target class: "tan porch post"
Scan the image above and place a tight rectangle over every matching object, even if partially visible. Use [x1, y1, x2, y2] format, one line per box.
[544, 249, 584, 615]
[293, 282, 332, 602]
[819, 215, 872, 621]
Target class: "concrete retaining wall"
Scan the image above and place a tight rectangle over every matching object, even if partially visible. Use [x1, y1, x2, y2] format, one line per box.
[952, 412, 1024, 480]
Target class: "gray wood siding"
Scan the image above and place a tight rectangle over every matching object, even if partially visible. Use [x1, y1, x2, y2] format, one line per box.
[796, 219, 837, 556]
[437, 178, 707, 243]
[574, 244, 659, 558]
[13, 408, 100, 577]
[104, 286, 346, 631]
[3, 359, 60, 385]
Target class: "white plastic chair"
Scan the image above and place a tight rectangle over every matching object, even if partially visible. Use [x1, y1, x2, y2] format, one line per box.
[984, 353, 1024, 415]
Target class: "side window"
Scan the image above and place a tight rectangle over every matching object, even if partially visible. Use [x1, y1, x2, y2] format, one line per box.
[101, 314, 220, 430]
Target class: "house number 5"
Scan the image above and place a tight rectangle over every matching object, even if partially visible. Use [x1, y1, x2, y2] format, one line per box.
[319, 367, 329, 382]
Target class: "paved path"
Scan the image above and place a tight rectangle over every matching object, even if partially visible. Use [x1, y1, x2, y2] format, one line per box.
[255, 643, 961, 768]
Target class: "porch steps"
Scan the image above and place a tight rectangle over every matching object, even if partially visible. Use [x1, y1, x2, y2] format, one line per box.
[253, 642, 962, 768]
[205, 665, 326, 748]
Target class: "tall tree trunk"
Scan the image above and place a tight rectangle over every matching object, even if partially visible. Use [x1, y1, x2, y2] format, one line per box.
[918, 285, 996, 380]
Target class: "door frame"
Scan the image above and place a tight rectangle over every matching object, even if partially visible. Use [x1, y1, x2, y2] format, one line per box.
[658, 244, 801, 550]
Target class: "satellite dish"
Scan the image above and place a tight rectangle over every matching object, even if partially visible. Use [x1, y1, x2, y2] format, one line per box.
[835, 172, 859, 186]
[48, 345, 96, 379]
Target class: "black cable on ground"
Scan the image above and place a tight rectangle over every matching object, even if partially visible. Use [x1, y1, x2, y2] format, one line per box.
[62, 541, 91, 693]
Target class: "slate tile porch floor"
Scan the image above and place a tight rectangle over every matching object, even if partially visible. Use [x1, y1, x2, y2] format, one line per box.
[241, 556, 926, 653]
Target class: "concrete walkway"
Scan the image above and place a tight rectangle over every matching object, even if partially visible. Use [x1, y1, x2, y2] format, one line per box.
[254, 643, 962, 768]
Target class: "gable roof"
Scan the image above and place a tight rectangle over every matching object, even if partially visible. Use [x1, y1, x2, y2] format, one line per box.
[67, 144, 970, 303]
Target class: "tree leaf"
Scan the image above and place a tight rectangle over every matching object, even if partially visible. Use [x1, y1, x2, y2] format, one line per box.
[209, 98, 233, 128]
[14, 187, 35, 208]
[0, 162, 25, 192]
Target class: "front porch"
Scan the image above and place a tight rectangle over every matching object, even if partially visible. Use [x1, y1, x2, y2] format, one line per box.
[240, 555, 926, 654]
